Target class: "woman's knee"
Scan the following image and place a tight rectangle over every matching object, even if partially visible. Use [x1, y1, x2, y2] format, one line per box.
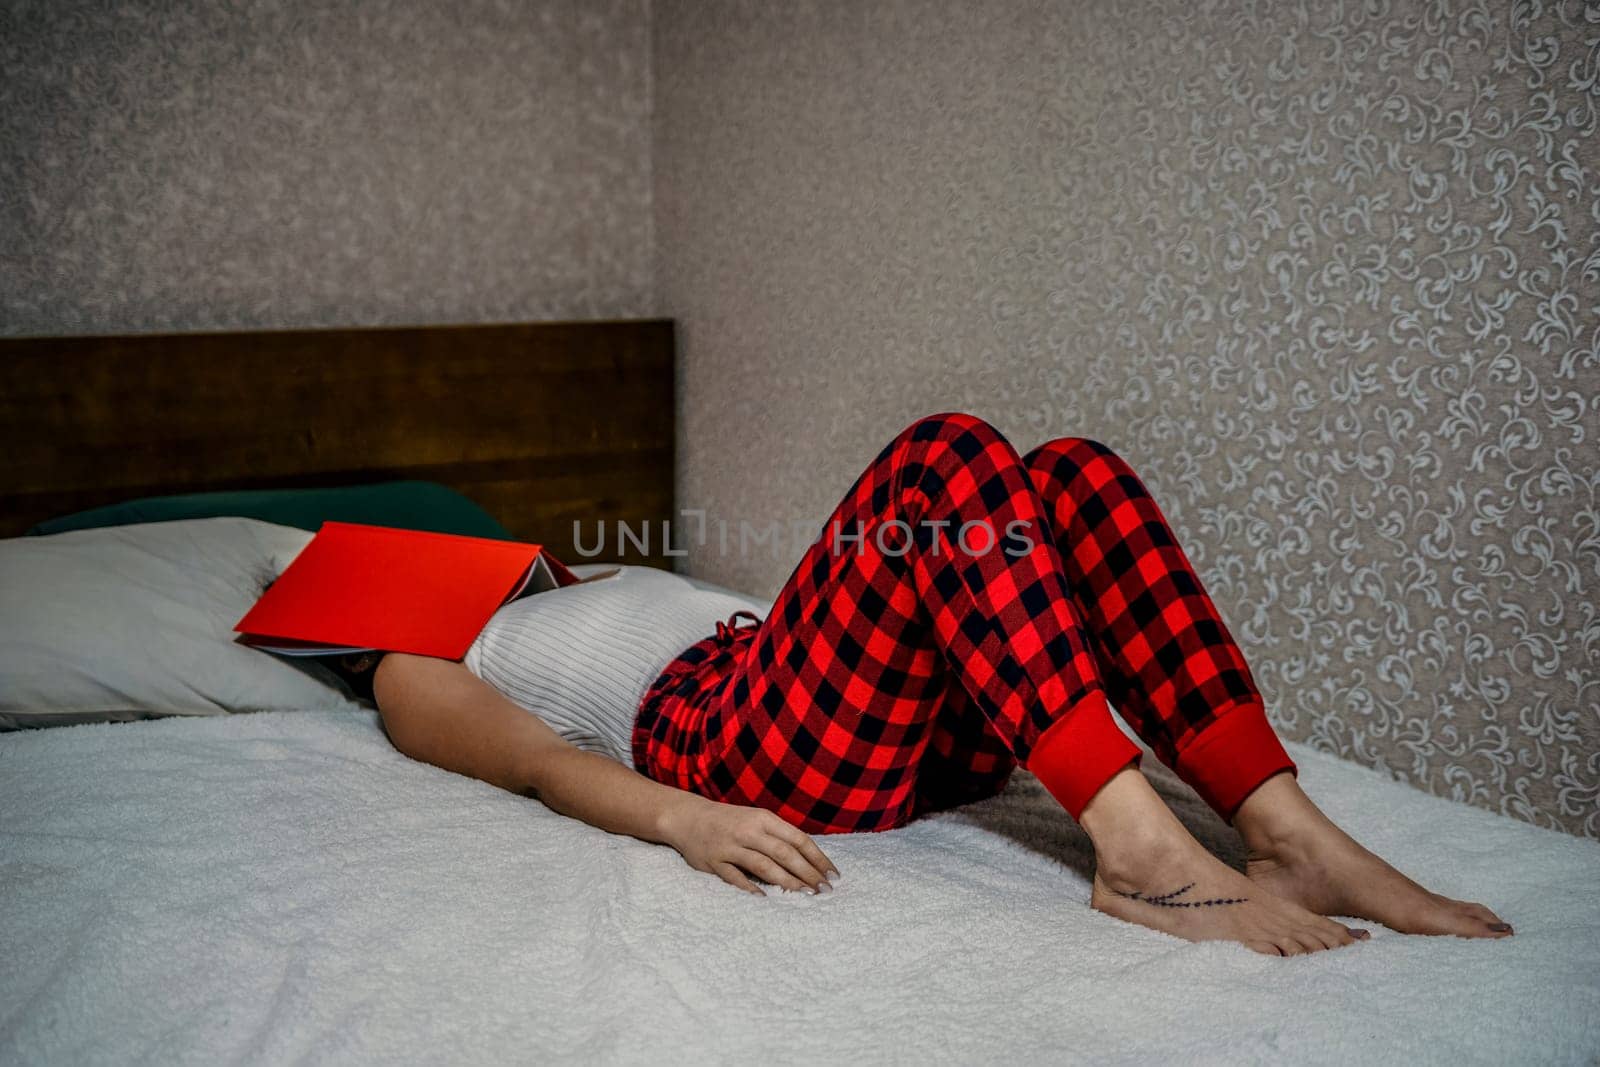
[1023, 434, 1125, 476]
[890, 411, 1010, 459]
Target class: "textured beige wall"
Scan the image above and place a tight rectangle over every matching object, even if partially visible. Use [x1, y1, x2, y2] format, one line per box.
[1, 0, 653, 334]
[655, 0, 1599, 836]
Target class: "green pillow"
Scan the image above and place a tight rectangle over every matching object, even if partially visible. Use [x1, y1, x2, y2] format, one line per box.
[26, 481, 513, 541]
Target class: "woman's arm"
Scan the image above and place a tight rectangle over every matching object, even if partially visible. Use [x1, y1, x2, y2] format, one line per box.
[370, 652, 839, 895]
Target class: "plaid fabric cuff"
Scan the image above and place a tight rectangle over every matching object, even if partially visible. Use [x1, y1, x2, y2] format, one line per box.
[1023, 690, 1143, 821]
[1173, 700, 1297, 822]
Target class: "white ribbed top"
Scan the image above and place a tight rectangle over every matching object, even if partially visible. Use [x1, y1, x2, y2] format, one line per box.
[462, 566, 761, 765]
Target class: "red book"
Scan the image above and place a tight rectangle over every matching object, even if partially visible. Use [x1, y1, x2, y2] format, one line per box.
[235, 521, 580, 660]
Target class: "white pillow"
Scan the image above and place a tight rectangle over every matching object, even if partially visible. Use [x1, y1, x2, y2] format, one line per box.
[0, 517, 365, 729]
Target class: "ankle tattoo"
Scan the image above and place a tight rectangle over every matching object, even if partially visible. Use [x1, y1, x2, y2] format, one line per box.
[1119, 882, 1247, 908]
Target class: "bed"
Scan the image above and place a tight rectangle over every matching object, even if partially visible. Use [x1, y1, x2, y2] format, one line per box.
[2, 323, 1598, 1065]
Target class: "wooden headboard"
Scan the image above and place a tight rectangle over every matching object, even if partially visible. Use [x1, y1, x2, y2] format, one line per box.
[0, 319, 675, 566]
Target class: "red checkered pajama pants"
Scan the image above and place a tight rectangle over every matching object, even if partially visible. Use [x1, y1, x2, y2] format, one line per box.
[631, 412, 1296, 834]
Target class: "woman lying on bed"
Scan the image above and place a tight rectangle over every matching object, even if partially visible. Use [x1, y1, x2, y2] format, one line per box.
[345, 412, 1513, 957]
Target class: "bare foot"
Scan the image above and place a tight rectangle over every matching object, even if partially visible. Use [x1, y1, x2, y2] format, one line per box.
[1234, 773, 1514, 939]
[1081, 768, 1366, 956]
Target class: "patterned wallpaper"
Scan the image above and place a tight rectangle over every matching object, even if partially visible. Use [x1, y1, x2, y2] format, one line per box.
[0, 0, 653, 335]
[656, 0, 1599, 836]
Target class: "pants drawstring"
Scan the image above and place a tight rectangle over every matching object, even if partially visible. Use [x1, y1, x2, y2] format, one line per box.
[714, 610, 763, 647]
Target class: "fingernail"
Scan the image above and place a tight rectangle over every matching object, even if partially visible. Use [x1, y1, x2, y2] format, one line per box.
[1350, 928, 1370, 940]
[826, 869, 841, 884]
[817, 880, 832, 893]
[1489, 923, 1511, 933]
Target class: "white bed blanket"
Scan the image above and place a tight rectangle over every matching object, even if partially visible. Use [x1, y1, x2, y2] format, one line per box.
[2, 709, 1597, 1065]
